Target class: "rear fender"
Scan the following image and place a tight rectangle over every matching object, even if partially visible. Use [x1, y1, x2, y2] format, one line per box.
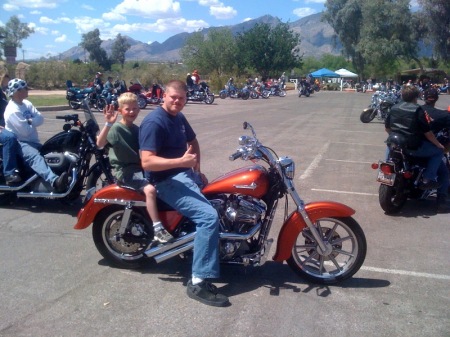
[74, 184, 145, 230]
[272, 201, 355, 262]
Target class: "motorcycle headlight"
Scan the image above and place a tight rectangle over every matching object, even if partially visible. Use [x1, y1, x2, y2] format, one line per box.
[279, 156, 295, 179]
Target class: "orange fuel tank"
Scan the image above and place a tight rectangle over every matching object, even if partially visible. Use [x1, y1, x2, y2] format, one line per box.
[202, 164, 269, 198]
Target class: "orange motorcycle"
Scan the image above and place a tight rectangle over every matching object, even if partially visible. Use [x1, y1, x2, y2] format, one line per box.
[74, 122, 367, 284]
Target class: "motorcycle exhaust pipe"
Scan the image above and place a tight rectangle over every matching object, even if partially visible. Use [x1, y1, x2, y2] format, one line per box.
[148, 223, 261, 263]
[17, 169, 77, 199]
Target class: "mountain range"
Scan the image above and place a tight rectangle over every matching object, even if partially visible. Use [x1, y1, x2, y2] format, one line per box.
[60, 13, 342, 62]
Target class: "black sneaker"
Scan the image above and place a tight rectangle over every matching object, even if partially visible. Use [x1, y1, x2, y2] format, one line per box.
[5, 173, 22, 184]
[53, 172, 69, 192]
[418, 180, 441, 190]
[186, 280, 229, 307]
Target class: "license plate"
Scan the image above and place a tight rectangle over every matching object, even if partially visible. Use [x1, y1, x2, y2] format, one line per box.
[377, 169, 396, 186]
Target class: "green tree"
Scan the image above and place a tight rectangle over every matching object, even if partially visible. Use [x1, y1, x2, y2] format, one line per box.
[236, 22, 302, 79]
[111, 34, 131, 69]
[79, 29, 111, 70]
[181, 28, 237, 77]
[418, 0, 450, 62]
[0, 15, 35, 59]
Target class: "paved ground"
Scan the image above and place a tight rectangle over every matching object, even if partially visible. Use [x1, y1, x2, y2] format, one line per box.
[1, 91, 449, 337]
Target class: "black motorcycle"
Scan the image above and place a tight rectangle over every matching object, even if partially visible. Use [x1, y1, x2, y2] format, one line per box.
[0, 99, 115, 205]
[66, 80, 98, 111]
[298, 83, 310, 97]
[187, 82, 215, 104]
[219, 85, 250, 100]
[373, 132, 450, 214]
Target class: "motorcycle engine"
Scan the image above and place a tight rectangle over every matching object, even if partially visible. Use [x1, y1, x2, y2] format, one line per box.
[210, 194, 267, 260]
[44, 152, 79, 175]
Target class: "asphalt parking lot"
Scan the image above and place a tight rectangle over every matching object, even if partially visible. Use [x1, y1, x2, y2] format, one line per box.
[1, 90, 449, 337]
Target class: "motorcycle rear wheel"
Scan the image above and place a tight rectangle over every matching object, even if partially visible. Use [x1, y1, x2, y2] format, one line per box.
[219, 92, 227, 99]
[93, 205, 153, 269]
[360, 108, 376, 123]
[137, 96, 147, 109]
[96, 98, 107, 112]
[278, 90, 287, 97]
[379, 183, 407, 214]
[287, 216, 366, 284]
[241, 91, 250, 100]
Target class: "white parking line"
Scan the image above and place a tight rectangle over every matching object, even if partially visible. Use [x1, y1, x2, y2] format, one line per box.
[326, 159, 374, 164]
[311, 188, 377, 196]
[299, 142, 329, 180]
[361, 266, 450, 280]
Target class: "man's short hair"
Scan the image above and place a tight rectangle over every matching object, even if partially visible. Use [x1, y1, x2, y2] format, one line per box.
[401, 85, 420, 102]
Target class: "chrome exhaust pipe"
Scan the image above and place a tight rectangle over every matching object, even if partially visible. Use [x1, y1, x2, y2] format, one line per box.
[144, 232, 196, 258]
[153, 242, 194, 263]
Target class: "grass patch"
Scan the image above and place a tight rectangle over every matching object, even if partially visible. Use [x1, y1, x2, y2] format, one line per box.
[27, 95, 68, 107]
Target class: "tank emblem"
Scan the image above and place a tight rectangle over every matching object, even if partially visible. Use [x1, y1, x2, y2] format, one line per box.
[233, 182, 257, 190]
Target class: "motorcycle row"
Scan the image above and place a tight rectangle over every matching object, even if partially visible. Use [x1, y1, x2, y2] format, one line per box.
[66, 79, 164, 112]
[360, 87, 450, 214]
[219, 82, 287, 100]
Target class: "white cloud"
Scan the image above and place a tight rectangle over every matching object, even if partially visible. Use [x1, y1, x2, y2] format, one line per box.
[30, 10, 41, 15]
[102, 12, 126, 21]
[3, 3, 19, 11]
[72, 17, 110, 35]
[28, 22, 49, 34]
[2, 0, 61, 9]
[51, 30, 59, 35]
[293, 7, 317, 18]
[55, 34, 67, 43]
[210, 5, 237, 19]
[243, 18, 252, 22]
[305, 0, 326, 3]
[40, 16, 72, 24]
[81, 4, 95, 11]
[103, 0, 181, 21]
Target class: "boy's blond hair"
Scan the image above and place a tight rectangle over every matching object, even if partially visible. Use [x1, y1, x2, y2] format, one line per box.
[118, 92, 138, 108]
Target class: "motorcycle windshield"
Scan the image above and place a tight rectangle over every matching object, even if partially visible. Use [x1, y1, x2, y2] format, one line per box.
[82, 98, 100, 133]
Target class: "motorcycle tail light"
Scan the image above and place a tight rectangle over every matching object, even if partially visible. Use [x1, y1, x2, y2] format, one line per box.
[371, 163, 379, 169]
[403, 171, 413, 179]
[380, 164, 393, 174]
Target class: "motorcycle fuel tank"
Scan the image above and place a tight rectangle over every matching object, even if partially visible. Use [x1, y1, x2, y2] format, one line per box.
[41, 130, 82, 154]
[202, 164, 269, 198]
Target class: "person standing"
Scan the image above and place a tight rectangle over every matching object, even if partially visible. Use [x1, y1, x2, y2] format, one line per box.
[139, 79, 229, 307]
[0, 73, 21, 184]
[4, 78, 68, 192]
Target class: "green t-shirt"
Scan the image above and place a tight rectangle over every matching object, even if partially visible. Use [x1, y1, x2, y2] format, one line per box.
[106, 122, 141, 181]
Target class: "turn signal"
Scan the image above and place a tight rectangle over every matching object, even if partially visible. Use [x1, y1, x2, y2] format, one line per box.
[403, 171, 413, 179]
[371, 163, 379, 169]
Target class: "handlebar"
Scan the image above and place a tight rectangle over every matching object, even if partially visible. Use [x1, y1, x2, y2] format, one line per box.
[56, 114, 79, 122]
[229, 151, 242, 161]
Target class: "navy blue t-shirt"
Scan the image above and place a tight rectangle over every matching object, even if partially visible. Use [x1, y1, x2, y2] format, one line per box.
[139, 106, 196, 182]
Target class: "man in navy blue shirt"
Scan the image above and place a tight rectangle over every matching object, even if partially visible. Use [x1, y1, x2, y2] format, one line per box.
[139, 79, 229, 307]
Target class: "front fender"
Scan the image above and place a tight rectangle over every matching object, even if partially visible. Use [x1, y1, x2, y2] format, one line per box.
[272, 201, 355, 262]
[74, 184, 145, 230]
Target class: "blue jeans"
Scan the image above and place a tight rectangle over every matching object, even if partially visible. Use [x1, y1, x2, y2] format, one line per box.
[0, 128, 20, 176]
[408, 141, 444, 182]
[436, 158, 449, 198]
[20, 141, 58, 186]
[154, 170, 220, 279]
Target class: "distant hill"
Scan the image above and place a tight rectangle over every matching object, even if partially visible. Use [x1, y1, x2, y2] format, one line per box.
[59, 13, 342, 62]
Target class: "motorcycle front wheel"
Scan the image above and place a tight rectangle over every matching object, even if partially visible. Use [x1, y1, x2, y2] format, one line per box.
[241, 91, 250, 100]
[96, 98, 107, 112]
[287, 216, 366, 284]
[219, 92, 227, 99]
[360, 108, 376, 123]
[93, 205, 153, 269]
[379, 183, 407, 214]
[137, 95, 147, 109]
[278, 90, 287, 97]
[204, 94, 215, 104]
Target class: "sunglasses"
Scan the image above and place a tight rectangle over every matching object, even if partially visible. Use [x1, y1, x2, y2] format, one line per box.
[18, 87, 28, 91]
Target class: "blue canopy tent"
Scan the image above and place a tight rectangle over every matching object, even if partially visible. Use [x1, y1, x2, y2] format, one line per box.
[310, 68, 341, 78]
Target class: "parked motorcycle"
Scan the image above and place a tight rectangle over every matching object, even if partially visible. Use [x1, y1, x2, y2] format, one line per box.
[248, 84, 270, 99]
[267, 84, 287, 97]
[144, 83, 164, 105]
[74, 122, 367, 284]
[187, 81, 215, 104]
[372, 131, 450, 214]
[66, 80, 97, 111]
[360, 90, 400, 123]
[127, 80, 148, 109]
[0, 99, 115, 205]
[219, 85, 250, 100]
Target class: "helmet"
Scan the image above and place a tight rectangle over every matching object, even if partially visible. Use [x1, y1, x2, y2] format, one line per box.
[229, 77, 233, 81]
[96, 72, 102, 76]
[7, 78, 27, 97]
[387, 133, 408, 148]
[424, 88, 438, 102]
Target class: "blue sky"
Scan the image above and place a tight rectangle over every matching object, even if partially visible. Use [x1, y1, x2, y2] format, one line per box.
[1, 0, 419, 60]
[1, 0, 329, 60]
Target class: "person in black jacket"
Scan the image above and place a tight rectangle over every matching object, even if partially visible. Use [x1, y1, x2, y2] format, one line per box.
[0, 73, 21, 184]
[385, 85, 449, 212]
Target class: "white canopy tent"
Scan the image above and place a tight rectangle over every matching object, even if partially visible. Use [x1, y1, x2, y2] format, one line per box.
[335, 68, 358, 91]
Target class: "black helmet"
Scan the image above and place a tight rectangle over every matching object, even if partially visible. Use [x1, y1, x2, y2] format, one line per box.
[387, 133, 408, 148]
[424, 88, 439, 102]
